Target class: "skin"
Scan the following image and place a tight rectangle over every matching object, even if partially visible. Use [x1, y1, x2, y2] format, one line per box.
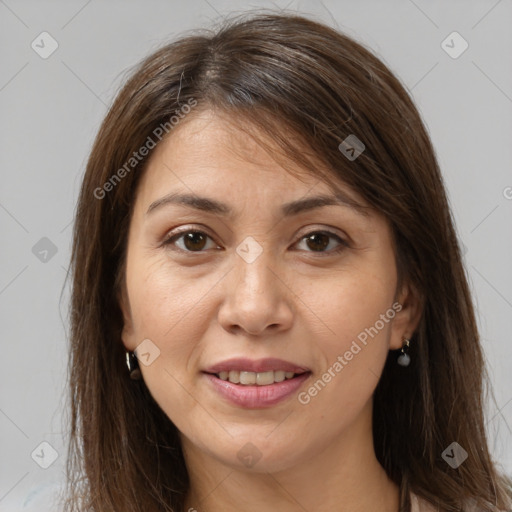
[120, 110, 421, 512]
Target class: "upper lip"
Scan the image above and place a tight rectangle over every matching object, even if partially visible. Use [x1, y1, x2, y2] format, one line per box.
[203, 358, 310, 374]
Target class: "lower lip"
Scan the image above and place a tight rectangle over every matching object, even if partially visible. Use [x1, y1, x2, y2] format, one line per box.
[203, 372, 311, 409]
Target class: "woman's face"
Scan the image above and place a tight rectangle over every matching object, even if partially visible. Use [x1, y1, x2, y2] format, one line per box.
[120, 110, 418, 473]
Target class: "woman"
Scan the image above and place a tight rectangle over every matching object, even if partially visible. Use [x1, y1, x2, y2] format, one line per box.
[65, 11, 512, 512]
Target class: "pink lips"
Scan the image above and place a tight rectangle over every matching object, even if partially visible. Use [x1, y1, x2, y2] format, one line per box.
[203, 357, 310, 374]
[202, 357, 311, 409]
[203, 372, 311, 408]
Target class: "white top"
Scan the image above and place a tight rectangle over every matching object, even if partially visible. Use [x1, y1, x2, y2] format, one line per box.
[411, 491, 512, 512]
[411, 492, 438, 512]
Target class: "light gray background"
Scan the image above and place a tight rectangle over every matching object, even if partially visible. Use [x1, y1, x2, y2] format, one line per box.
[1, 0, 511, 510]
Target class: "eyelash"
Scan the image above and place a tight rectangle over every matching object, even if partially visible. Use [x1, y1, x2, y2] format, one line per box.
[161, 227, 349, 256]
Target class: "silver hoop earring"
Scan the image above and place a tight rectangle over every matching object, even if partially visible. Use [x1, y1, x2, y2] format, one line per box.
[126, 351, 142, 380]
[397, 338, 411, 367]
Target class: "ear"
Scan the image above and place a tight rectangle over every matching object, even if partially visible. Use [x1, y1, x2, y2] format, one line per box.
[117, 282, 136, 352]
[389, 281, 423, 350]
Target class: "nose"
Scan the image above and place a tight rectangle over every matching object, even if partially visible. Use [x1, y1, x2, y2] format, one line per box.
[217, 251, 294, 336]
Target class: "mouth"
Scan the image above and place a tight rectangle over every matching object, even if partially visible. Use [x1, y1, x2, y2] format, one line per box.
[203, 357, 311, 386]
[207, 369, 310, 386]
[203, 370, 312, 408]
[202, 357, 312, 408]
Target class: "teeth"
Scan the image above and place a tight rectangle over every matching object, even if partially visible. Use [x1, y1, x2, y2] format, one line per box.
[256, 371, 274, 385]
[228, 370, 240, 383]
[216, 370, 299, 385]
[240, 371, 256, 385]
[274, 370, 285, 382]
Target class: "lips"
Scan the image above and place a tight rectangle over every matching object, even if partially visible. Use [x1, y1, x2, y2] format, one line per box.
[203, 357, 310, 375]
[203, 371, 311, 408]
[202, 357, 312, 408]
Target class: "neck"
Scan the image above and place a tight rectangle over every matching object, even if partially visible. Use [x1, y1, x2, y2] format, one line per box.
[181, 399, 400, 512]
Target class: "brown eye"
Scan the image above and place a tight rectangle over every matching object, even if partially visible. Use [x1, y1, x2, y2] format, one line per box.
[182, 232, 207, 251]
[296, 231, 347, 254]
[163, 230, 217, 252]
[305, 233, 330, 252]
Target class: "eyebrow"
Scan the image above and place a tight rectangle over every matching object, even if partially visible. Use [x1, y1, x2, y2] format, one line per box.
[146, 191, 369, 218]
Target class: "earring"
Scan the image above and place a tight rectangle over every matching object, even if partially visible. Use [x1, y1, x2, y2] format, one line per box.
[126, 351, 142, 380]
[397, 338, 411, 367]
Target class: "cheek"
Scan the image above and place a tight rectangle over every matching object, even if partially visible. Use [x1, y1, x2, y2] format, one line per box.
[124, 256, 211, 416]
[126, 254, 210, 337]
[298, 264, 397, 405]
[124, 253, 222, 396]
[301, 265, 396, 345]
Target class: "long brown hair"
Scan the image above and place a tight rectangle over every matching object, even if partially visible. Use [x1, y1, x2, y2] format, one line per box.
[64, 11, 512, 512]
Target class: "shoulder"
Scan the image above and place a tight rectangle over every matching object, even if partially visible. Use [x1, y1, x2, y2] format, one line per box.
[410, 491, 512, 512]
[20, 481, 63, 511]
[410, 492, 439, 512]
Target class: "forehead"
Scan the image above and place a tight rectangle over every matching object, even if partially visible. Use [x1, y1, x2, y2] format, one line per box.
[136, 110, 365, 210]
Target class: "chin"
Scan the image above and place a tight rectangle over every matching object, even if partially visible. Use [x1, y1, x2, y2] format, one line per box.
[205, 436, 302, 474]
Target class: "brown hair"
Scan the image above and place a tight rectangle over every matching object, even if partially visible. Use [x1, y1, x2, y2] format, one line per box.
[65, 11, 512, 512]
